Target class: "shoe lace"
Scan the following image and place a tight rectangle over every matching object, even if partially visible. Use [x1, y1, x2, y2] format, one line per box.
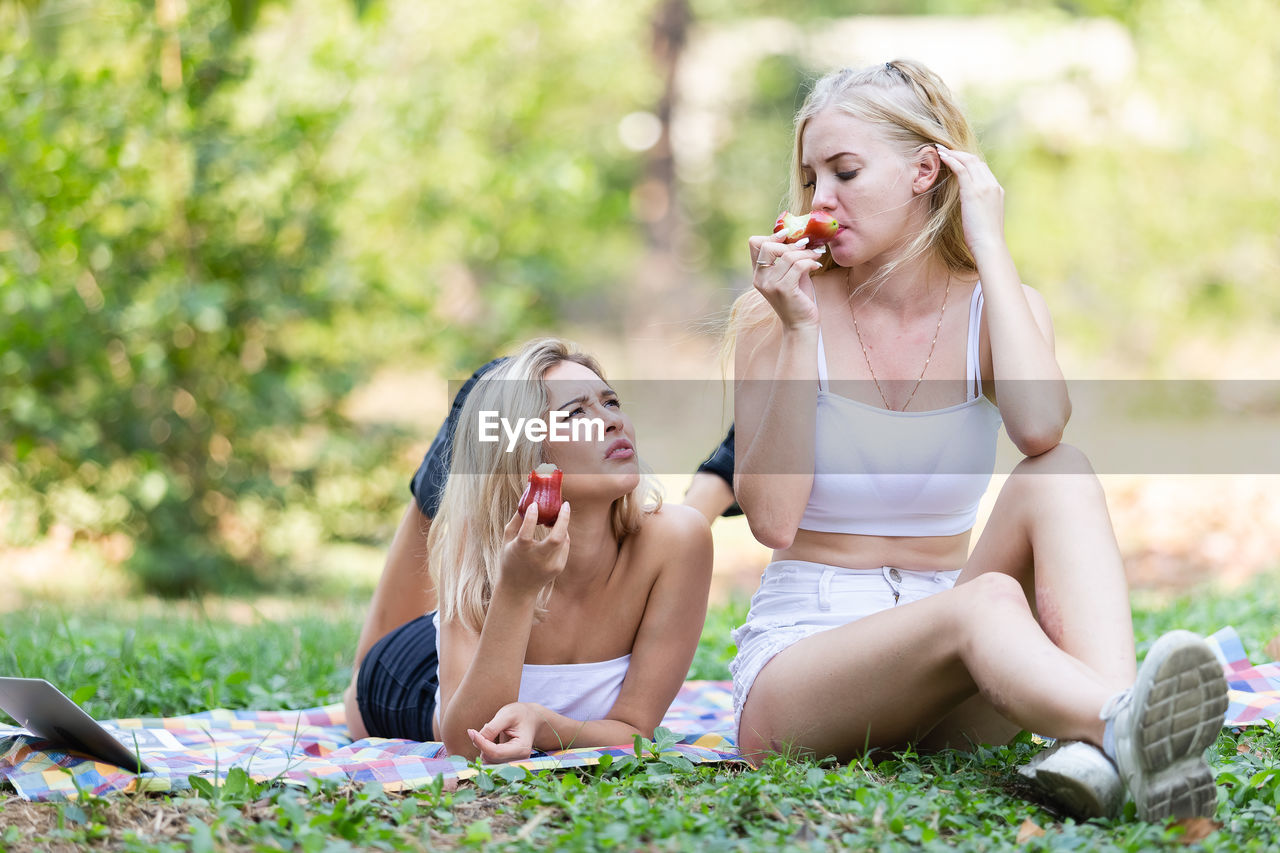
[1099, 688, 1132, 722]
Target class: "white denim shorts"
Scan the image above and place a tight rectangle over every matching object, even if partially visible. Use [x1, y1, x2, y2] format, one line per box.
[729, 560, 962, 736]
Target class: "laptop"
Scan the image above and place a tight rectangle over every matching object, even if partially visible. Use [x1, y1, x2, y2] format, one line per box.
[0, 677, 153, 773]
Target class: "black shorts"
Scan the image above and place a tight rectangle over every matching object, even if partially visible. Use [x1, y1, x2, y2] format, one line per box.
[355, 613, 440, 741]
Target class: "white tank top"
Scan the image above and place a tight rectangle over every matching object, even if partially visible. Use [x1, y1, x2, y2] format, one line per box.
[432, 612, 630, 723]
[797, 282, 1002, 537]
[516, 656, 631, 720]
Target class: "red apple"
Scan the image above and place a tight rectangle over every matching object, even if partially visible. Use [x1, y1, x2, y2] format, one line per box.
[517, 463, 563, 526]
[773, 210, 839, 247]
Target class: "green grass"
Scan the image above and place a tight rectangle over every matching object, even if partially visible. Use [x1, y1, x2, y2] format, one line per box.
[2, 572, 1279, 852]
[0, 597, 363, 721]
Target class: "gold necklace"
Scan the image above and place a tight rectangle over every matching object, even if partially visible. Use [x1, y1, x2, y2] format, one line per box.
[849, 274, 951, 412]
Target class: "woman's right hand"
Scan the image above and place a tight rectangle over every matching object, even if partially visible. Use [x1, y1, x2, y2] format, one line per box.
[467, 702, 543, 763]
[497, 500, 571, 595]
[747, 235, 826, 331]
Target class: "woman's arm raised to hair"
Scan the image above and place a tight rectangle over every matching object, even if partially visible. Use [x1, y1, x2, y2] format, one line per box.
[935, 145, 1069, 454]
[982, 274, 1070, 455]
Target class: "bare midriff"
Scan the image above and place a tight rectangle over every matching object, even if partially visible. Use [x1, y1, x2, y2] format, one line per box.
[774, 527, 973, 573]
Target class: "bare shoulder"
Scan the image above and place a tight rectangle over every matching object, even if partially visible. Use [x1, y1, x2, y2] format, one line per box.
[976, 281, 1054, 333]
[630, 504, 713, 577]
[1020, 282, 1050, 309]
[634, 503, 712, 548]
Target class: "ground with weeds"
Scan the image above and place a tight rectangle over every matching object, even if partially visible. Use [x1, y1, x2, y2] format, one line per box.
[1, 572, 1278, 852]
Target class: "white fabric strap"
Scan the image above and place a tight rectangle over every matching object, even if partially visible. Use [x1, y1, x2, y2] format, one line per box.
[966, 282, 985, 400]
[812, 285, 830, 392]
[816, 327, 830, 392]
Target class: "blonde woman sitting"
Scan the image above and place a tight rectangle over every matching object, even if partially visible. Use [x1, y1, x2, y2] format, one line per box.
[344, 338, 713, 762]
[729, 59, 1227, 821]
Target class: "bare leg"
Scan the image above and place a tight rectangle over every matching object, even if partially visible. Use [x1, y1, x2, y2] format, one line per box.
[963, 444, 1135, 687]
[921, 445, 1135, 748]
[352, 502, 436, 665]
[738, 572, 1113, 765]
[344, 501, 435, 739]
[915, 693, 1022, 752]
[682, 471, 736, 523]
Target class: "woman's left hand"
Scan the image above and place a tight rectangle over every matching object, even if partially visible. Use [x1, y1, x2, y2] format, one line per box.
[935, 145, 1006, 257]
[467, 702, 542, 763]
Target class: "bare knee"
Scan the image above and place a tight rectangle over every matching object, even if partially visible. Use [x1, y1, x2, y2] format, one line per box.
[1007, 443, 1106, 505]
[966, 570, 1027, 601]
[1012, 442, 1095, 477]
[956, 573, 1033, 631]
[949, 575, 1039, 703]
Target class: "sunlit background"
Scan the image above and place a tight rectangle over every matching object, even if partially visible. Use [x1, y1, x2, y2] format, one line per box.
[1, 0, 1277, 604]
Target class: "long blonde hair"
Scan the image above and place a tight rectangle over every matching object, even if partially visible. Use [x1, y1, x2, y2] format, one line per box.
[727, 58, 980, 350]
[428, 338, 662, 632]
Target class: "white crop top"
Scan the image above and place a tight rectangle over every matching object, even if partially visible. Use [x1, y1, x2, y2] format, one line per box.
[798, 282, 1002, 537]
[432, 612, 630, 723]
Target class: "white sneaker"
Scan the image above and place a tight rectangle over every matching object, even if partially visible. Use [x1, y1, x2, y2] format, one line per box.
[1102, 630, 1229, 821]
[1020, 740, 1124, 819]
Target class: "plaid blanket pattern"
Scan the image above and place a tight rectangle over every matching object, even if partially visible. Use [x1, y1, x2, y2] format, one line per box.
[3, 627, 1276, 802]
[0, 681, 739, 802]
[1207, 626, 1280, 727]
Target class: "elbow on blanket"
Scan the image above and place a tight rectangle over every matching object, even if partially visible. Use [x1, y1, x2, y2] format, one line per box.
[442, 729, 479, 760]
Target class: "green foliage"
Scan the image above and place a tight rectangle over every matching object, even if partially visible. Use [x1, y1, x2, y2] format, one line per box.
[3, 584, 1280, 849]
[0, 0, 674, 591]
[1131, 569, 1280, 664]
[688, 594, 748, 680]
[4, 0, 1278, 596]
[0, 0, 367, 593]
[997, 0, 1280, 363]
[304, 0, 660, 367]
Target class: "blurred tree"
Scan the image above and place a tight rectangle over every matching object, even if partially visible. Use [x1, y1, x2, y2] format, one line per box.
[2, 0, 1273, 596]
[0, 0, 676, 593]
[302, 0, 663, 370]
[0, 0, 358, 593]
[995, 0, 1280, 365]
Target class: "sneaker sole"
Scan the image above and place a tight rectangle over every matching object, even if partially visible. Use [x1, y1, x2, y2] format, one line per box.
[1129, 631, 1229, 821]
[1136, 761, 1217, 822]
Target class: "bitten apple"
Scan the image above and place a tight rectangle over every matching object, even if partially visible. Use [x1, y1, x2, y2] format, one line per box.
[772, 211, 839, 247]
[517, 463, 563, 526]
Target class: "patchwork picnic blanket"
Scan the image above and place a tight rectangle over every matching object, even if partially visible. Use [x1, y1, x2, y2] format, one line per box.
[1206, 626, 1280, 727]
[0, 681, 739, 802]
[3, 627, 1277, 802]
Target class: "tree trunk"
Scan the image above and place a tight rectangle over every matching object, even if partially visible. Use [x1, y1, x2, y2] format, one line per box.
[625, 0, 693, 336]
